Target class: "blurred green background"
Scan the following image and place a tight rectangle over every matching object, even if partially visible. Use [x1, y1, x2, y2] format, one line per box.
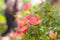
[0, 0, 7, 34]
[0, 0, 6, 23]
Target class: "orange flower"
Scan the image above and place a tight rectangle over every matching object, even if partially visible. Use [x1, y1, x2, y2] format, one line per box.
[49, 30, 57, 40]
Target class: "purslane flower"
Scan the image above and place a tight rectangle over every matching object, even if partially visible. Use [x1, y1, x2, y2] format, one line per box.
[23, 3, 31, 11]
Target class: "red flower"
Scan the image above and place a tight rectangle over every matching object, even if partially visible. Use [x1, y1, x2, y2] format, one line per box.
[23, 3, 31, 11]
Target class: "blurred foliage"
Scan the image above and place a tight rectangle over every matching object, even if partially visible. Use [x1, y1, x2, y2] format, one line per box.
[23, 0, 31, 4]
[0, 0, 5, 9]
[0, 0, 7, 34]
[0, 15, 6, 23]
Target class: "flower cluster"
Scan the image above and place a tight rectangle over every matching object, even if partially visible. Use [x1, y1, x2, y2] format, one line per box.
[13, 15, 41, 37]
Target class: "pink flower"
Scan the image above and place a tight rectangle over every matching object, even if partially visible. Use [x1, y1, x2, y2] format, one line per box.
[23, 23, 30, 32]
[23, 15, 41, 25]
[29, 17, 41, 25]
[18, 22, 24, 28]
[23, 15, 32, 23]
[25, 15, 32, 19]
[13, 22, 30, 37]
[10, 30, 24, 38]
[15, 30, 21, 34]
[18, 22, 30, 32]
[14, 30, 25, 37]
[23, 3, 31, 11]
